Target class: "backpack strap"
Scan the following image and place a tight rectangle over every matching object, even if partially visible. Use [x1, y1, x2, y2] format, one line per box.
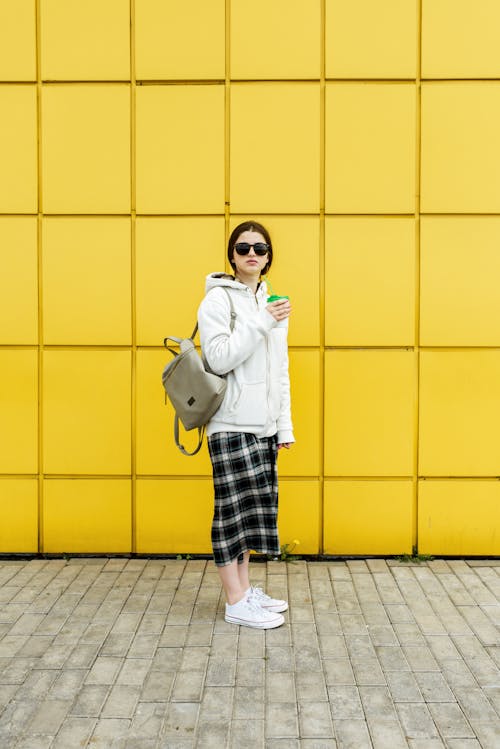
[163, 335, 182, 356]
[174, 415, 205, 456]
[190, 286, 236, 342]
[221, 286, 237, 332]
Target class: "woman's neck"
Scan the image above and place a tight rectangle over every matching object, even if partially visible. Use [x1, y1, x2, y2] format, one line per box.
[235, 271, 260, 294]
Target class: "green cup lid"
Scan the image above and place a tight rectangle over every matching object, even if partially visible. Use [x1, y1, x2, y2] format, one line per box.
[267, 294, 289, 302]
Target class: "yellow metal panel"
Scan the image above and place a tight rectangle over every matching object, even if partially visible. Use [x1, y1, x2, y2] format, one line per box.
[0, 85, 37, 212]
[41, 85, 130, 214]
[136, 349, 213, 476]
[419, 480, 500, 556]
[325, 83, 416, 214]
[231, 0, 320, 79]
[0, 350, 37, 473]
[421, 82, 500, 213]
[135, 0, 225, 80]
[422, 0, 500, 78]
[0, 479, 38, 553]
[136, 478, 213, 554]
[0, 217, 38, 344]
[230, 216, 320, 347]
[326, 0, 417, 79]
[41, 0, 130, 80]
[324, 351, 415, 476]
[136, 217, 224, 346]
[419, 351, 500, 476]
[278, 480, 320, 555]
[42, 217, 131, 345]
[325, 217, 415, 346]
[421, 217, 500, 346]
[43, 351, 131, 475]
[324, 480, 413, 555]
[136, 85, 224, 214]
[0, 0, 36, 80]
[43, 479, 131, 552]
[278, 351, 321, 477]
[230, 83, 320, 213]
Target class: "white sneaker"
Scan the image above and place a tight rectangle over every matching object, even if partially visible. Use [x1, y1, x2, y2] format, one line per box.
[249, 585, 288, 613]
[225, 595, 284, 629]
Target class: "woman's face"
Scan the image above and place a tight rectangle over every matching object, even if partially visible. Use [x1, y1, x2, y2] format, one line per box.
[231, 230, 269, 278]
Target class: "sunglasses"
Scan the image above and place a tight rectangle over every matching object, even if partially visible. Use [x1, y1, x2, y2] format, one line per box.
[234, 242, 270, 256]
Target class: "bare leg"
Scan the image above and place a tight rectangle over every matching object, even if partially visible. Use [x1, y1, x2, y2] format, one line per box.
[216, 557, 247, 605]
[237, 550, 251, 592]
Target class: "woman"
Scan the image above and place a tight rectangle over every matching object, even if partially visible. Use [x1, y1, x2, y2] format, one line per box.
[197, 221, 295, 629]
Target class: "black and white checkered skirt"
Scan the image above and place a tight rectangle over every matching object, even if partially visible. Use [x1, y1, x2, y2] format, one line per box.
[207, 431, 281, 567]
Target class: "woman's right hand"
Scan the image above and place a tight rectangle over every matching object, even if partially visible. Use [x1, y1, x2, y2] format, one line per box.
[266, 299, 291, 322]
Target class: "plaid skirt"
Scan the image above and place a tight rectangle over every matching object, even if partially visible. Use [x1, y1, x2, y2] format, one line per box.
[207, 431, 281, 567]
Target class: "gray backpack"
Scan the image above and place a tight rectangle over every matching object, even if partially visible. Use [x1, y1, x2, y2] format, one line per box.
[161, 288, 236, 456]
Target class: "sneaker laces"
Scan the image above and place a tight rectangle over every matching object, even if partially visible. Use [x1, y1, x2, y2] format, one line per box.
[245, 595, 267, 614]
[251, 585, 270, 601]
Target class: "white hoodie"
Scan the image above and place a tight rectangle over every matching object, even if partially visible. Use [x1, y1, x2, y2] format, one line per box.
[197, 273, 295, 444]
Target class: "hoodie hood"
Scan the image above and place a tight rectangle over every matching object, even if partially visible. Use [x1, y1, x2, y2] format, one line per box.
[205, 272, 268, 299]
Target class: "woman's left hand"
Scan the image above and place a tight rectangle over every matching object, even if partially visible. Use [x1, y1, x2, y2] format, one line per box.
[278, 443, 292, 450]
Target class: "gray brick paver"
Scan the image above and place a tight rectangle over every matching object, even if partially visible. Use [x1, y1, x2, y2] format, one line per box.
[454, 572, 498, 605]
[427, 702, 475, 738]
[0, 699, 40, 743]
[162, 701, 199, 737]
[233, 685, 264, 718]
[452, 685, 500, 725]
[402, 645, 441, 672]
[456, 605, 499, 645]
[128, 700, 167, 739]
[13, 737, 54, 749]
[367, 717, 409, 749]
[50, 715, 96, 748]
[332, 718, 373, 748]
[360, 602, 391, 625]
[47, 668, 88, 699]
[393, 621, 425, 644]
[229, 717, 265, 747]
[345, 634, 376, 660]
[395, 702, 440, 739]
[358, 685, 398, 718]
[24, 698, 73, 735]
[85, 656, 124, 685]
[265, 701, 298, 738]
[298, 700, 334, 738]
[413, 671, 456, 702]
[70, 684, 110, 716]
[266, 671, 295, 701]
[101, 684, 142, 718]
[327, 685, 364, 719]
[0, 656, 38, 684]
[386, 671, 424, 702]
[14, 669, 59, 700]
[171, 670, 205, 701]
[140, 669, 175, 702]
[351, 656, 387, 686]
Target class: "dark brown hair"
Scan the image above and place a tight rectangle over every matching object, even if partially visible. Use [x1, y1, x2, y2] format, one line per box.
[227, 220, 273, 275]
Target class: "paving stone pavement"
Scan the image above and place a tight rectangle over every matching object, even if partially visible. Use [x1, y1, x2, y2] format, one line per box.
[0, 556, 499, 748]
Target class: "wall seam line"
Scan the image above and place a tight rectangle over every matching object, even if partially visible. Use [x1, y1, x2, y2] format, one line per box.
[319, 0, 326, 557]
[130, 0, 137, 555]
[35, 0, 44, 555]
[414, 0, 423, 553]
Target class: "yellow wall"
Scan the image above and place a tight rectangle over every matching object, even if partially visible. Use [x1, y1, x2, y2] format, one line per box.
[1, 1, 500, 557]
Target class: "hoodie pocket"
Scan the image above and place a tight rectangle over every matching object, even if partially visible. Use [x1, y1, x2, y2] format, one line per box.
[232, 382, 267, 426]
